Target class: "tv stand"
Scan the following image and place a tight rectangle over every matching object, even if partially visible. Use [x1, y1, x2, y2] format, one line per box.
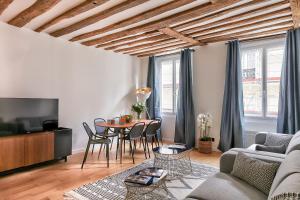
[0, 128, 72, 172]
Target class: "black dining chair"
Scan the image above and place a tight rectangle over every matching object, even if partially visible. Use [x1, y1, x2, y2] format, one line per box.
[143, 120, 161, 158]
[94, 118, 119, 159]
[126, 122, 146, 163]
[81, 122, 111, 169]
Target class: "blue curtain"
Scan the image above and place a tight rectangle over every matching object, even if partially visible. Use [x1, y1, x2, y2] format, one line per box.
[146, 56, 161, 119]
[277, 28, 300, 134]
[218, 40, 244, 152]
[174, 49, 195, 148]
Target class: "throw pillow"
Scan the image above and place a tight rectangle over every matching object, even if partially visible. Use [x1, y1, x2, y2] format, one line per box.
[271, 193, 300, 200]
[264, 133, 293, 149]
[256, 144, 286, 154]
[231, 152, 280, 195]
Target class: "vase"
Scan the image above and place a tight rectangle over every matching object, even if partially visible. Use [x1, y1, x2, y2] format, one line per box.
[199, 140, 212, 154]
[137, 113, 141, 120]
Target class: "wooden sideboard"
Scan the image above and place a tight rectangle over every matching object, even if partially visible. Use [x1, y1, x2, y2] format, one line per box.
[0, 132, 54, 172]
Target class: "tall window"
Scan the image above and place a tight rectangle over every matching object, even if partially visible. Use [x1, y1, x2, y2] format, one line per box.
[241, 40, 285, 118]
[158, 55, 180, 113]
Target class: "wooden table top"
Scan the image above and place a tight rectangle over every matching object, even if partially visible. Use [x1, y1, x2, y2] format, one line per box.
[96, 119, 153, 128]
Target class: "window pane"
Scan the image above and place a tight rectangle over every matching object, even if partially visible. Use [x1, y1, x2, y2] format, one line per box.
[266, 47, 284, 117]
[242, 48, 263, 116]
[175, 59, 180, 109]
[161, 60, 173, 112]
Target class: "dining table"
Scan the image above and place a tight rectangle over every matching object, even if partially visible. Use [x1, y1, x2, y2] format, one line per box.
[96, 119, 153, 164]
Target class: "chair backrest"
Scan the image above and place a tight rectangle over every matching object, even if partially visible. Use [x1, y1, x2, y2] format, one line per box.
[154, 117, 162, 129]
[94, 118, 106, 135]
[144, 120, 160, 136]
[83, 122, 96, 139]
[113, 117, 121, 133]
[129, 122, 145, 139]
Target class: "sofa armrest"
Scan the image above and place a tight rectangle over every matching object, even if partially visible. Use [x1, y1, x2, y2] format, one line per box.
[220, 151, 237, 174]
[255, 132, 268, 144]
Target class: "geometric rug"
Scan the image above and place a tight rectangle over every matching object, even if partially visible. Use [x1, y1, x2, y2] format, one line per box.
[64, 160, 218, 200]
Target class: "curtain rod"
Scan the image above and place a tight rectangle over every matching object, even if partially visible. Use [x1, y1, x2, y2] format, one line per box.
[225, 33, 286, 44]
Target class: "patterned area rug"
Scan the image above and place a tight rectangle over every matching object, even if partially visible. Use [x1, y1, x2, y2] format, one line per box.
[64, 160, 218, 200]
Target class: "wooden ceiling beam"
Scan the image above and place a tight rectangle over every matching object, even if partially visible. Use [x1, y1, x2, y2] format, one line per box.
[35, 0, 109, 32]
[0, 0, 14, 15]
[290, 0, 300, 28]
[136, 28, 290, 57]
[182, 7, 291, 35]
[8, 0, 61, 27]
[120, 39, 181, 54]
[201, 26, 292, 43]
[193, 15, 292, 40]
[173, 0, 273, 31]
[70, 0, 196, 42]
[159, 27, 204, 45]
[96, 0, 289, 50]
[132, 22, 292, 56]
[81, 0, 241, 46]
[111, 8, 291, 52]
[50, 0, 149, 37]
[114, 38, 178, 53]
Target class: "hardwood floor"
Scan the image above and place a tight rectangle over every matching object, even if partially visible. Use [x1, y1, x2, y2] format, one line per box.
[0, 143, 221, 200]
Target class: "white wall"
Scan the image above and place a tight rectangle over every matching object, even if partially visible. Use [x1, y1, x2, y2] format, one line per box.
[193, 43, 227, 150]
[0, 22, 140, 152]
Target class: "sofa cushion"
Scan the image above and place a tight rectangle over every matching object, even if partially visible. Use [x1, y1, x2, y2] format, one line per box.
[269, 150, 300, 199]
[220, 149, 284, 174]
[256, 144, 286, 154]
[286, 131, 300, 154]
[231, 152, 279, 195]
[186, 172, 267, 200]
[264, 133, 293, 150]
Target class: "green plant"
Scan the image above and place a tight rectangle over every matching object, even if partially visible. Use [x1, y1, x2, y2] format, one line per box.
[131, 103, 145, 116]
[200, 136, 212, 141]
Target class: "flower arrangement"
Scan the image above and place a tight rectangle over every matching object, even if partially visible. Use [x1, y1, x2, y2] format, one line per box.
[197, 113, 213, 141]
[131, 102, 146, 119]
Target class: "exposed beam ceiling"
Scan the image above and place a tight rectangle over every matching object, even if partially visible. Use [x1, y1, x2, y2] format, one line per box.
[50, 0, 149, 37]
[0, 0, 14, 15]
[290, 0, 300, 28]
[8, 0, 61, 27]
[70, 0, 196, 42]
[35, 0, 109, 32]
[81, 0, 241, 46]
[0, 0, 294, 56]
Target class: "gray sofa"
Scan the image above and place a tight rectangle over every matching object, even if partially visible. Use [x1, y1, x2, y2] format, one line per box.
[185, 132, 300, 200]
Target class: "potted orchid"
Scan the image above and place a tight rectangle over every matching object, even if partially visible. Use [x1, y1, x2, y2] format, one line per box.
[197, 113, 213, 153]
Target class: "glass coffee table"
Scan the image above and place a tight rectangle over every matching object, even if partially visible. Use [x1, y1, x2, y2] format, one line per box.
[124, 168, 169, 199]
[153, 144, 192, 178]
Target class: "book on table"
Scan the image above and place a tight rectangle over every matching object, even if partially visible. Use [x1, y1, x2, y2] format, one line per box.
[125, 174, 153, 185]
[168, 144, 186, 150]
[138, 167, 164, 178]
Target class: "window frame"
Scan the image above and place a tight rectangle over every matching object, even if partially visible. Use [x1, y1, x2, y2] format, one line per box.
[241, 39, 285, 120]
[156, 54, 180, 114]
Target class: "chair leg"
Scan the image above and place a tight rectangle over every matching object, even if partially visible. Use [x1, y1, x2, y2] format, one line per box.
[129, 140, 134, 164]
[141, 138, 147, 159]
[145, 137, 151, 158]
[116, 137, 119, 160]
[81, 141, 91, 169]
[91, 144, 95, 155]
[110, 137, 114, 150]
[156, 135, 160, 147]
[106, 143, 109, 168]
[151, 137, 154, 150]
[98, 144, 103, 159]
[123, 139, 126, 153]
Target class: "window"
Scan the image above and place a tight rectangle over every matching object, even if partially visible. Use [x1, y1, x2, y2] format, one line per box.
[158, 55, 180, 113]
[241, 40, 285, 118]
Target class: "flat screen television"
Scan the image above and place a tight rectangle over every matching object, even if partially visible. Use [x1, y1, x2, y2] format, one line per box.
[0, 98, 58, 136]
